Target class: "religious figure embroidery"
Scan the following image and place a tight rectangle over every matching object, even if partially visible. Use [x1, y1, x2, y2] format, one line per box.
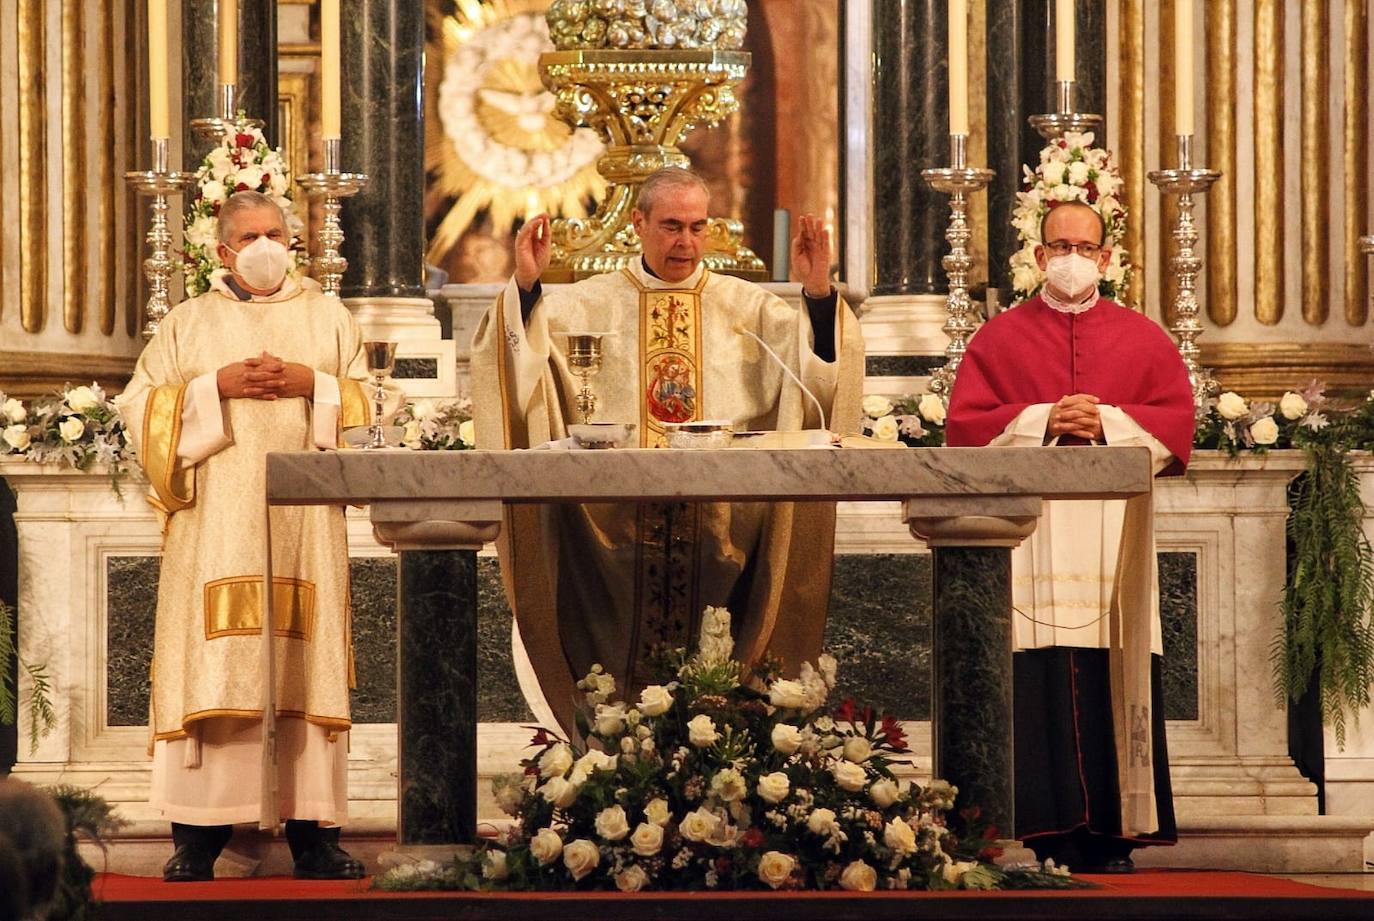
[647, 355, 696, 423]
[628, 502, 702, 688]
[1130, 704, 1151, 767]
[629, 269, 706, 447]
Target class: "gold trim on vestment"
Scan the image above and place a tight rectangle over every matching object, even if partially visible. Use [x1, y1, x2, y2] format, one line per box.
[624, 268, 708, 448]
[141, 384, 196, 515]
[152, 709, 352, 743]
[204, 575, 316, 640]
[338, 377, 370, 433]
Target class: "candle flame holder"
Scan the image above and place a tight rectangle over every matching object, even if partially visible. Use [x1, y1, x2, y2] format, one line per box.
[921, 134, 994, 399]
[190, 83, 265, 139]
[297, 138, 368, 298]
[124, 138, 196, 340]
[1029, 80, 1104, 140]
[1148, 135, 1222, 410]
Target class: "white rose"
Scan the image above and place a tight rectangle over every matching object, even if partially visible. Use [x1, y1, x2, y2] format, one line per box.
[861, 394, 893, 417]
[2, 399, 24, 424]
[637, 684, 673, 716]
[206, 146, 235, 178]
[806, 807, 837, 835]
[594, 703, 626, 736]
[1067, 160, 1091, 185]
[817, 653, 838, 688]
[58, 417, 85, 442]
[839, 859, 877, 892]
[481, 849, 509, 880]
[595, 804, 631, 841]
[1012, 263, 1042, 294]
[65, 385, 100, 413]
[492, 775, 527, 816]
[687, 714, 719, 747]
[870, 414, 899, 442]
[1041, 160, 1067, 185]
[574, 749, 618, 775]
[232, 164, 267, 191]
[1216, 391, 1248, 420]
[1278, 391, 1308, 421]
[832, 760, 867, 792]
[771, 723, 803, 755]
[402, 420, 422, 447]
[1249, 416, 1279, 446]
[3, 425, 31, 451]
[200, 179, 227, 203]
[756, 851, 795, 889]
[883, 816, 917, 855]
[529, 827, 563, 865]
[615, 864, 649, 892]
[678, 806, 718, 842]
[943, 859, 978, 885]
[769, 679, 806, 709]
[630, 821, 664, 856]
[710, 767, 746, 802]
[643, 797, 671, 827]
[459, 419, 476, 447]
[869, 778, 899, 808]
[918, 393, 947, 424]
[537, 775, 579, 808]
[562, 839, 600, 881]
[539, 742, 574, 778]
[756, 771, 790, 804]
[410, 399, 437, 421]
[842, 737, 873, 763]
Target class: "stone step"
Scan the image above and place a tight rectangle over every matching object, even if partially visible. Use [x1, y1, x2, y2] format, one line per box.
[1134, 816, 1374, 873]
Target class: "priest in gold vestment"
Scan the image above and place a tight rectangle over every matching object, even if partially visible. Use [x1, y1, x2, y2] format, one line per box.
[471, 169, 864, 733]
[116, 192, 373, 882]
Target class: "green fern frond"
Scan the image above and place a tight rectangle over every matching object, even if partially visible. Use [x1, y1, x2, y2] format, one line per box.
[24, 660, 57, 754]
[0, 599, 16, 725]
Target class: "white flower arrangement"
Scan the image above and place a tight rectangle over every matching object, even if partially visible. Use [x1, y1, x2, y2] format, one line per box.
[1008, 131, 1132, 305]
[0, 384, 131, 473]
[182, 124, 306, 298]
[393, 397, 476, 451]
[1194, 382, 1331, 455]
[859, 391, 947, 447]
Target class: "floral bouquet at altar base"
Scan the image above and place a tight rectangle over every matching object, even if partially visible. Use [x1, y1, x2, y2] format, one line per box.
[1008, 131, 1132, 305]
[1193, 382, 1333, 455]
[860, 392, 947, 448]
[0, 384, 131, 474]
[393, 397, 476, 451]
[182, 123, 306, 298]
[374, 607, 1084, 893]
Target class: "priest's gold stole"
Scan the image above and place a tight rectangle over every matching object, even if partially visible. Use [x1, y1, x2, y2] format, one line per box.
[628, 268, 709, 448]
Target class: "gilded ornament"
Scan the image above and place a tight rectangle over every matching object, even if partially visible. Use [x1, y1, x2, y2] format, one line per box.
[649, 0, 678, 22]
[582, 16, 607, 43]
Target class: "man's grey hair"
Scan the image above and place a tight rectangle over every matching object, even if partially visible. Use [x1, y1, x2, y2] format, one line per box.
[636, 167, 710, 219]
[217, 190, 288, 244]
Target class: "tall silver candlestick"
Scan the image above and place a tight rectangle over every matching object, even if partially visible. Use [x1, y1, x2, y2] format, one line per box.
[1361, 236, 1374, 315]
[297, 138, 368, 297]
[124, 138, 196, 340]
[1149, 135, 1222, 407]
[920, 134, 994, 399]
[189, 83, 265, 139]
[1029, 80, 1104, 140]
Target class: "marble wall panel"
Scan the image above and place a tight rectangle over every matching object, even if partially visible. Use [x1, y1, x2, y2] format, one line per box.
[1159, 550, 1199, 722]
[105, 556, 157, 726]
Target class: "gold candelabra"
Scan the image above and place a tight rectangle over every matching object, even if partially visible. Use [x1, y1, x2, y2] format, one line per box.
[538, 49, 765, 282]
[1148, 135, 1222, 407]
[189, 83, 265, 139]
[124, 138, 196, 340]
[297, 138, 368, 297]
[921, 135, 994, 398]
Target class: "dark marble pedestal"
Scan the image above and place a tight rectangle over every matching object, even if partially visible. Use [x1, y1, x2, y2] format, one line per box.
[397, 549, 478, 845]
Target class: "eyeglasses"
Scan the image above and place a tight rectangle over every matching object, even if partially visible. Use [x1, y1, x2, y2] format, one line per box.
[1043, 240, 1104, 258]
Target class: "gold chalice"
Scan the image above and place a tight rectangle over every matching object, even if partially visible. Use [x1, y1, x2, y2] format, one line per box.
[566, 334, 603, 424]
[362, 340, 397, 450]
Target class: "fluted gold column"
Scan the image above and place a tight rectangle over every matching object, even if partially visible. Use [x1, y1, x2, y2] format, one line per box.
[18, 0, 48, 334]
[1300, 0, 1328, 326]
[62, 0, 87, 334]
[1119, 0, 1146, 311]
[1252, 0, 1283, 325]
[1344, 0, 1369, 327]
[1157, 0, 1179, 325]
[126, 0, 144, 338]
[968, 0, 988, 291]
[1205, 0, 1237, 326]
[98, 0, 118, 336]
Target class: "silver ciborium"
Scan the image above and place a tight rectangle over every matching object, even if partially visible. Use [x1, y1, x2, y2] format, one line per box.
[565, 334, 603, 424]
[363, 340, 397, 450]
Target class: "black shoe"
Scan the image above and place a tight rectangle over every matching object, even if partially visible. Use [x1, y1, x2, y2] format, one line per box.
[293, 841, 364, 880]
[163, 844, 217, 882]
[1094, 856, 1136, 874]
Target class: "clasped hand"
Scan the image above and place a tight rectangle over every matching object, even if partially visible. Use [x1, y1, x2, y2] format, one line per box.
[217, 352, 314, 401]
[1047, 393, 1103, 441]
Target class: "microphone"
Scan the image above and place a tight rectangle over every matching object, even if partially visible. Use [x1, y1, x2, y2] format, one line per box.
[733, 324, 828, 434]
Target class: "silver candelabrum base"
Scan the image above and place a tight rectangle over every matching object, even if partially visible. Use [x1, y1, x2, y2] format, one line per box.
[124, 139, 196, 340]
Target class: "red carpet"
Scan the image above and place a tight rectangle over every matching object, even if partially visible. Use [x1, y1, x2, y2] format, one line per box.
[91, 870, 1374, 921]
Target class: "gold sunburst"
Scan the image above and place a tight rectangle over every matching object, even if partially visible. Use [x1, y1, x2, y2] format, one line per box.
[425, 0, 605, 264]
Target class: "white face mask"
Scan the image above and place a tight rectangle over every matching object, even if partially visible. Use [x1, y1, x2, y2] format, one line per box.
[227, 236, 292, 291]
[1044, 253, 1102, 300]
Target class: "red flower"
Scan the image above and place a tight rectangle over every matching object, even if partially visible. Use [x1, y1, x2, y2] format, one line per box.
[261, 172, 270, 188]
[833, 698, 855, 722]
[881, 714, 908, 751]
[741, 827, 764, 848]
[979, 845, 1005, 860]
[528, 728, 550, 747]
[235, 182, 250, 192]
[235, 132, 255, 149]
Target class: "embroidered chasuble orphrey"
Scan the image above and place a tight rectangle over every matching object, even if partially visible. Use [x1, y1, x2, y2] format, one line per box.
[471, 261, 864, 734]
[115, 279, 373, 826]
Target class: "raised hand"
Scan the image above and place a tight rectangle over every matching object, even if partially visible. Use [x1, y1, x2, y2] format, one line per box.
[514, 213, 553, 292]
[790, 213, 833, 299]
[1047, 393, 1103, 441]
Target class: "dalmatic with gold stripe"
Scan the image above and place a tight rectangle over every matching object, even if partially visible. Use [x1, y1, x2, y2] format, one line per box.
[115, 276, 373, 827]
[471, 260, 864, 734]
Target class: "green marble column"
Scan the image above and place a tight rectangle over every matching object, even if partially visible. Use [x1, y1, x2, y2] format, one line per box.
[338, 0, 426, 299]
[181, 0, 278, 169]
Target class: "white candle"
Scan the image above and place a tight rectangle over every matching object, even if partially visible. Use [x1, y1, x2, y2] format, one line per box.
[218, 0, 237, 86]
[948, 0, 968, 136]
[1055, 0, 1075, 83]
[1175, 0, 1195, 136]
[772, 209, 790, 282]
[148, 0, 169, 139]
[321, 0, 341, 139]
